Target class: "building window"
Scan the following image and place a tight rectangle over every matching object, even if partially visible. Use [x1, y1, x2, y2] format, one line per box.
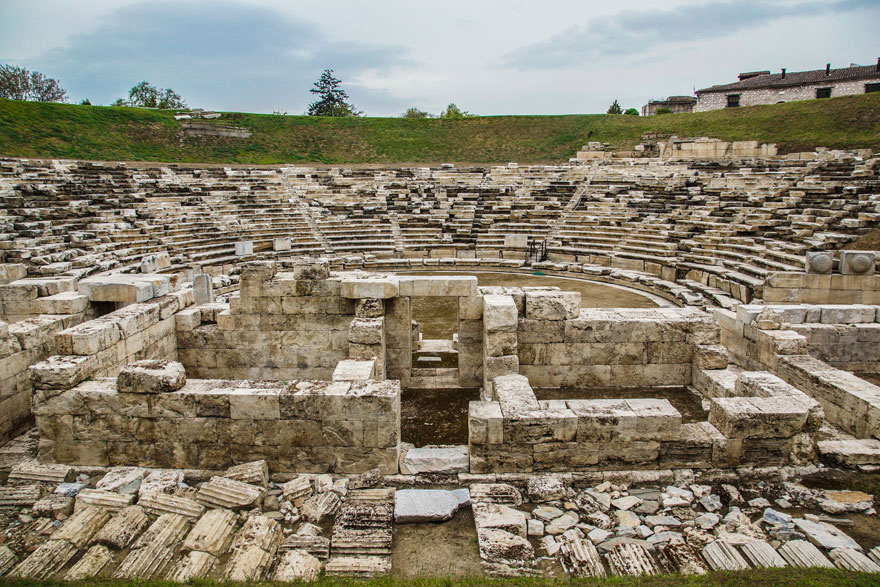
[816, 87, 832, 99]
[867, 83, 880, 93]
[726, 94, 740, 108]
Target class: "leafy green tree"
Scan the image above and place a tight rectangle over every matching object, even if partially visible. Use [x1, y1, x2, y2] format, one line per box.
[402, 107, 430, 118]
[79, 98, 92, 106]
[120, 81, 186, 109]
[0, 64, 67, 102]
[440, 103, 475, 119]
[624, 108, 639, 116]
[307, 69, 361, 117]
[606, 99, 622, 114]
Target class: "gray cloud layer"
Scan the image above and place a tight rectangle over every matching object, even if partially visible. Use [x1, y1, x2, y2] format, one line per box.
[25, 1, 410, 112]
[502, 0, 878, 69]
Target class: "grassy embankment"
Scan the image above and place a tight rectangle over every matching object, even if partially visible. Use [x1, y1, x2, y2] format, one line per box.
[1, 93, 879, 165]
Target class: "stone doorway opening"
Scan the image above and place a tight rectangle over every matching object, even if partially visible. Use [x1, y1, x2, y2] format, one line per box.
[410, 296, 459, 387]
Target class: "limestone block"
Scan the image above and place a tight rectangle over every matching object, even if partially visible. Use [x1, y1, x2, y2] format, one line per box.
[79, 274, 168, 303]
[0, 263, 27, 282]
[355, 298, 384, 318]
[235, 241, 254, 256]
[484, 355, 519, 383]
[166, 551, 218, 582]
[709, 396, 808, 439]
[193, 274, 214, 305]
[274, 550, 322, 582]
[333, 359, 377, 381]
[75, 489, 136, 512]
[92, 505, 150, 549]
[117, 360, 186, 394]
[273, 237, 292, 251]
[349, 318, 384, 345]
[484, 331, 517, 356]
[182, 508, 239, 556]
[469, 401, 504, 445]
[292, 258, 331, 280]
[196, 476, 267, 510]
[229, 389, 280, 419]
[8, 462, 72, 484]
[0, 281, 39, 301]
[459, 295, 483, 319]
[33, 494, 74, 519]
[806, 252, 834, 274]
[138, 492, 206, 518]
[53, 505, 112, 548]
[65, 544, 113, 580]
[693, 345, 728, 370]
[225, 460, 269, 486]
[840, 251, 876, 275]
[525, 290, 580, 320]
[56, 320, 121, 355]
[493, 374, 537, 415]
[398, 275, 477, 297]
[340, 273, 399, 299]
[483, 295, 518, 333]
[10, 539, 79, 579]
[175, 308, 201, 331]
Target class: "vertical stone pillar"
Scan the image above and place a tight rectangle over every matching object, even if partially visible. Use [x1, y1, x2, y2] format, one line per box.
[384, 297, 411, 386]
[458, 294, 483, 387]
[193, 274, 214, 305]
[482, 295, 519, 397]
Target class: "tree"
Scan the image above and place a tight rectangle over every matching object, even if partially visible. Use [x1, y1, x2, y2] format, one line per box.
[402, 107, 430, 118]
[440, 103, 475, 119]
[624, 108, 639, 116]
[606, 99, 622, 114]
[117, 81, 187, 109]
[308, 69, 361, 117]
[0, 64, 67, 102]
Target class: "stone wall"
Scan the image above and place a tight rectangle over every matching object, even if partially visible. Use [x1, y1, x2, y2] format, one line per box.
[32, 360, 400, 473]
[763, 272, 880, 305]
[0, 276, 92, 324]
[516, 305, 719, 388]
[696, 78, 880, 112]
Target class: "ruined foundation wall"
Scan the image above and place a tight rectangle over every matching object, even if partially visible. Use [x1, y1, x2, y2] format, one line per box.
[33, 371, 400, 473]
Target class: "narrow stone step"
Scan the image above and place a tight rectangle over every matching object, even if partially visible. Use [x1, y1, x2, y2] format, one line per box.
[325, 555, 391, 577]
[182, 508, 239, 556]
[829, 548, 880, 572]
[139, 492, 206, 519]
[53, 505, 112, 548]
[166, 550, 218, 581]
[196, 476, 266, 510]
[605, 543, 663, 576]
[224, 460, 269, 487]
[7, 462, 72, 485]
[702, 540, 749, 571]
[557, 536, 606, 577]
[777, 540, 834, 568]
[10, 539, 78, 579]
[740, 540, 787, 568]
[65, 544, 113, 580]
[92, 505, 150, 550]
[75, 488, 135, 512]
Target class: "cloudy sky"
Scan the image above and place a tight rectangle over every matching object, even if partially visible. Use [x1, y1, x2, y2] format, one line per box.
[1, 0, 877, 116]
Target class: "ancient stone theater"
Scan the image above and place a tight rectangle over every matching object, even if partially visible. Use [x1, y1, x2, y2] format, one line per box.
[0, 143, 880, 579]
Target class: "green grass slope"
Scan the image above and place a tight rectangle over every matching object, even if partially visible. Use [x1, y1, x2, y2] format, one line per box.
[1, 93, 879, 165]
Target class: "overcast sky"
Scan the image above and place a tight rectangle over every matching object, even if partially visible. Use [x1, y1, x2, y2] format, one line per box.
[1, 0, 877, 116]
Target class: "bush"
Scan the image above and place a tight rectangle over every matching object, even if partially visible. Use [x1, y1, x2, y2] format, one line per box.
[624, 108, 639, 116]
[402, 107, 430, 118]
[656, 107, 673, 115]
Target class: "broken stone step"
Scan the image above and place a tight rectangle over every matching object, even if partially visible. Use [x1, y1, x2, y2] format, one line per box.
[280, 534, 331, 560]
[224, 544, 274, 582]
[469, 483, 522, 506]
[400, 445, 469, 474]
[661, 542, 708, 575]
[139, 491, 206, 519]
[338, 500, 394, 528]
[330, 527, 393, 555]
[325, 555, 391, 577]
[133, 513, 191, 550]
[274, 549, 322, 582]
[302, 491, 341, 524]
[281, 476, 312, 502]
[0, 546, 18, 577]
[91, 505, 150, 550]
[166, 550, 218, 582]
[0, 484, 43, 508]
[605, 543, 664, 576]
[740, 540, 787, 568]
[9, 539, 78, 579]
[777, 540, 834, 568]
[702, 540, 750, 571]
[65, 544, 113, 580]
[224, 460, 269, 487]
[7, 462, 72, 485]
[75, 488, 135, 512]
[53, 504, 112, 548]
[196, 476, 266, 510]
[231, 514, 282, 553]
[473, 502, 528, 538]
[557, 536, 606, 578]
[95, 467, 146, 493]
[793, 518, 862, 551]
[395, 489, 461, 523]
[477, 528, 535, 566]
[182, 508, 239, 556]
[829, 547, 880, 573]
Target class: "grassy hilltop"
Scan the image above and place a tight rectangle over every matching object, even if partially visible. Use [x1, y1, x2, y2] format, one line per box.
[1, 93, 879, 165]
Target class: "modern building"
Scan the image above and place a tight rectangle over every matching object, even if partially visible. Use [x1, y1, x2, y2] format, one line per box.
[641, 96, 696, 116]
[695, 60, 880, 112]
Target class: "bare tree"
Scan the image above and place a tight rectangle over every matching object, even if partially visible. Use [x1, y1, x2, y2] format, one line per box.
[0, 64, 67, 102]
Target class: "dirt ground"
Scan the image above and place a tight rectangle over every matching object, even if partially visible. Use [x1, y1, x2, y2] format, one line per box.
[391, 508, 484, 578]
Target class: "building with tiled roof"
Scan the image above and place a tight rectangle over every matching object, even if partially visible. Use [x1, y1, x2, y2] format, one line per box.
[695, 60, 880, 112]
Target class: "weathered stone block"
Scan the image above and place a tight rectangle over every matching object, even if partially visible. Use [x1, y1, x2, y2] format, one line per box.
[525, 290, 581, 320]
[483, 295, 518, 333]
[117, 360, 186, 394]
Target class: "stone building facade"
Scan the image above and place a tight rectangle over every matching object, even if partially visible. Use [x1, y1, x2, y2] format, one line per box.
[696, 61, 880, 112]
[641, 96, 696, 116]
